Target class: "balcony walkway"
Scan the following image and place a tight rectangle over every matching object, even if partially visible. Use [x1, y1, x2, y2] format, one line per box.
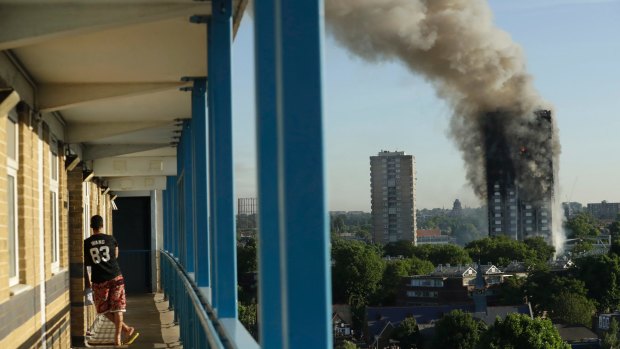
[84, 293, 182, 349]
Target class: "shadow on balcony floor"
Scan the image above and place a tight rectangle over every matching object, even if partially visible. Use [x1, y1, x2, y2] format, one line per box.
[86, 293, 182, 348]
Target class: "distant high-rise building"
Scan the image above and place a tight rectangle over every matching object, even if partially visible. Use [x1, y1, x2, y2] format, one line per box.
[484, 110, 554, 241]
[237, 198, 257, 236]
[370, 151, 416, 244]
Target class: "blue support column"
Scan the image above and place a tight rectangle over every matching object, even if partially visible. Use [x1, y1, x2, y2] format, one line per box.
[176, 133, 185, 264]
[253, 2, 282, 348]
[254, 1, 332, 348]
[171, 175, 179, 258]
[208, 0, 237, 318]
[163, 182, 170, 251]
[190, 78, 211, 287]
[183, 120, 195, 274]
[208, 59, 218, 308]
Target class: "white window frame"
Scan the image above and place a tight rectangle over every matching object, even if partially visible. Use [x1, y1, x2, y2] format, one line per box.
[50, 138, 60, 272]
[7, 110, 19, 286]
[83, 182, 91, 240]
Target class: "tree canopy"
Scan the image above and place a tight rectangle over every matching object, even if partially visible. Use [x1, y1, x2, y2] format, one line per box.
[431, 310, 486, 349]
[331, 239, 385, 305]
[478, 313, 570, 349]
[411, 244, 472, 266]
[465, 236, 540, 267]
[565, 212, 600, 239]
[390, 316, 420, 349]
[574, 254, 620, 312]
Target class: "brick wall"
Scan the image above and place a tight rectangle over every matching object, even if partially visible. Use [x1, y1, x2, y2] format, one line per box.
[0, 103, 73, 348]
[67, 166, 87, 346]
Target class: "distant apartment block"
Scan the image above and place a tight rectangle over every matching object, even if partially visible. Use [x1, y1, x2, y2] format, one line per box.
[237, 197, 257, 236]
[416, 229, 455, 245]
[586, 201, 620, 221]
[370, 151, 416, 244]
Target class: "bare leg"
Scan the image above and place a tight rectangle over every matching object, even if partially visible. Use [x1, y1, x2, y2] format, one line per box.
[104, 313, 132, 334]
[113, 312, 124, 346]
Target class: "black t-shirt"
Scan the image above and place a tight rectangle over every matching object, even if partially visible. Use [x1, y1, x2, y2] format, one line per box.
[84, 233, 122, 283]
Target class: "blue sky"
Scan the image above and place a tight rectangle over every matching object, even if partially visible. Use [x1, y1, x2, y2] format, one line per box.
[231, 0, 620, 211]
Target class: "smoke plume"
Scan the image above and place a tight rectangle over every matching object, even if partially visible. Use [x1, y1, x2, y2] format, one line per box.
[325, 0, 563, 249]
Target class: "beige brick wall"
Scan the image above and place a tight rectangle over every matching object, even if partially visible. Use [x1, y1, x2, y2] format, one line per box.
[0, 108, 9, 301]
[0, 103, 76, 348]
[17, 106, 37, 287]
[67, 166, 88, 344]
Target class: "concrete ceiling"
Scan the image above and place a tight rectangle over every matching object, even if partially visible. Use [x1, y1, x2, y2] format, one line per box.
[0, 0, 248, 192]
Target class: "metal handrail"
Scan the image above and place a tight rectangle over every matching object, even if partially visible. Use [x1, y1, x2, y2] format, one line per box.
[160, 249, 227, 349]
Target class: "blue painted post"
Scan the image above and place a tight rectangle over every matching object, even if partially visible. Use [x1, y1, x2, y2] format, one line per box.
[253, 1, 282, 347]
[208, 57, 218, 309]
[171, 175, 178, 258]
[190, 78, 211, 287]
[163, 181, 170, 252]
[208, 0, 237, 318]
[183, 119, 195, 274]
[254, 1, 332, 348]
[176, 134, 186, 267]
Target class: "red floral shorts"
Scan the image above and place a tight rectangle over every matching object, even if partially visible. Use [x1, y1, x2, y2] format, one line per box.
[92, 275, 127, 314]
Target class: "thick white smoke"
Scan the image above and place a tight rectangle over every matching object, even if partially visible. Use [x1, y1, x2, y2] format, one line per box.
[324, 0, 564, 251]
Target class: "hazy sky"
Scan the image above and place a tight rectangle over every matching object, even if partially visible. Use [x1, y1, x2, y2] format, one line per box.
[231, 0, 620, 211]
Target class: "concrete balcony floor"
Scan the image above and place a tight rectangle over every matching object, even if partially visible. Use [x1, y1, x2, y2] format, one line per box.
[84, 293, 182, 348]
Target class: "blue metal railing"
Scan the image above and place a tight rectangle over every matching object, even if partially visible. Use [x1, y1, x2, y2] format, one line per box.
[160, 249, 226, 348]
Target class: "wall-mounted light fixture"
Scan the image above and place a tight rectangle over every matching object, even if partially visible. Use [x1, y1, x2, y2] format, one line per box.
[83, 169, 94, 182]
[65, 154, 81, 171]
[110, 194, 118, 210]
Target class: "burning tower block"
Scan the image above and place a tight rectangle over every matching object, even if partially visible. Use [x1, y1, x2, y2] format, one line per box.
[484, 110, 554, 241]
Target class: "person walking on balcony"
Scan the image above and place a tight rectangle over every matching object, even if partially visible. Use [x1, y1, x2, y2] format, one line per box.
[84, 214, 140, 346]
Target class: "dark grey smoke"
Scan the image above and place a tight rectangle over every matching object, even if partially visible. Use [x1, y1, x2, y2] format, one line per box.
[324, 0, 560, 203]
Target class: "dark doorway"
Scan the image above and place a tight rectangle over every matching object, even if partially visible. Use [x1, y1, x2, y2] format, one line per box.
[113, 196, 151, 293]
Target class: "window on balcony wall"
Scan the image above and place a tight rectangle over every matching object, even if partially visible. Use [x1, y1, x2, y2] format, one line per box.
[50, 138, 60, 272]
[7, 109, 19, 286]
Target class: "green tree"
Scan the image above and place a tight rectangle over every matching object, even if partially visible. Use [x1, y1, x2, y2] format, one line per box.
[431, 310, 485, 349]
[608, 221, 620, 238]
[412, 244, 472, 266]
[465, 236, 538, 267]
[572, 239, 594, 255]
[478, 313, 571, 349]
[497, 276, 526, 306]
[331, 240, 385, 330]
[384, 240, 415, 258]
[391, 316, 419, 349]
[602, 318, 620, 349]
[575, 254, 620, 312]
[610, 238, 620, 257]
[336, 340, 358, 349]
[566, 212, 600, 238]
[238, 302, 258, 339]
[237, 238, 257, 275]
[332, 240, 385, 304]
[332, 214, 346, 234]
[524, 236, 555, 265]
[409, 255, 435, 275]
[380, 259, 412, 305]
[549, 291, 596, 327]
[524, 269, 589, 316]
